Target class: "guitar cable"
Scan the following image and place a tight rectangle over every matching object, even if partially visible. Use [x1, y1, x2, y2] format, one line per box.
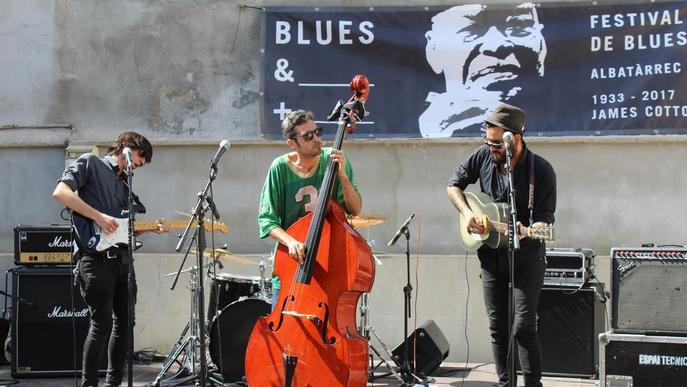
[69, 224, 80, 387]
[460, 249, 471, 387]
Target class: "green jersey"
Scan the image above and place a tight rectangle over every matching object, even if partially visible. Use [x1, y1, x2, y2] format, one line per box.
[258, 147, 359, 289]
[258, 147, 358, 238]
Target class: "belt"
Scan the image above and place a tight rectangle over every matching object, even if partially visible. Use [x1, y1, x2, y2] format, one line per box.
[100, 249, 125, 260]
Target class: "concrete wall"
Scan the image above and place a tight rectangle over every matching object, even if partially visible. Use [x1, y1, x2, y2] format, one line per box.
[1, 0, 686, 366]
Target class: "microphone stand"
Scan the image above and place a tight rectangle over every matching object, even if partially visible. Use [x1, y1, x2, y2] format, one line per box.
[393, 222, 424, 386]
[504, 143, 520, 387]
[124, 162, 136, 387]
[175, 164, 221, 387]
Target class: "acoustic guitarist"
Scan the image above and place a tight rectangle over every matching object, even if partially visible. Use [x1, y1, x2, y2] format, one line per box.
[52, 131, 169, 387]
[446, 103, 556, 387]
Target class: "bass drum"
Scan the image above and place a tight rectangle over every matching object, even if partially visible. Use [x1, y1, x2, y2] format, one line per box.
[209, 298, 271, 381]
[207, 273, 263, 322]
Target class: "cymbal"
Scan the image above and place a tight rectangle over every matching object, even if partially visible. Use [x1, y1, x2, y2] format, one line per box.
[190, 248, 258, 265]
[348, 212, 385, 228]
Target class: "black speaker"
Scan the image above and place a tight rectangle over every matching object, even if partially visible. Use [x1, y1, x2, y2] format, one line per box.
[392, 320, 450, 376]
[611, 247, 687, 334]
[526, 284, 605, 378]
[11, 266, 106, 377]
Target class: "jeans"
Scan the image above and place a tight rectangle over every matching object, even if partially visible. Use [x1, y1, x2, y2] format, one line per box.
[77, 254, 136, 387]
[271, 287, 280, 311]
[481, 257, 545, 387]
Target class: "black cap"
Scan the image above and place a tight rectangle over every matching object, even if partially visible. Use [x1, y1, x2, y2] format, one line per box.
[484, 103, 526, 134]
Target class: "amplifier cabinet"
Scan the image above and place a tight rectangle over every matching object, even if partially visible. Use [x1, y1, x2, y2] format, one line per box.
[600, 332, 687, 387]
[14, 225, 74, 266]
[517, 283, 605, 378]
[611, 246, 687, 334]
[11, 266, 106, 377]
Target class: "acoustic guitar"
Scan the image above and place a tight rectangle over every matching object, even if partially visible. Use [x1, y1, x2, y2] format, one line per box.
[458, 191, 554, 251]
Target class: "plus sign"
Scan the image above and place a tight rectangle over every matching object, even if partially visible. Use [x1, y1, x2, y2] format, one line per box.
[273, 102, 291, 120]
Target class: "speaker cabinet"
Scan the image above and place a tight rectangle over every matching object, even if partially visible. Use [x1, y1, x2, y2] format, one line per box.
[611, 247, 687, 334]
[11, 266, 106, 377]
[527, 283, 605, 378]
[392, 320, 450, 376]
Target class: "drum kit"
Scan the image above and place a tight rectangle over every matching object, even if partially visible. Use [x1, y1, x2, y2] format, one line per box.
[152, 212, 398, 385]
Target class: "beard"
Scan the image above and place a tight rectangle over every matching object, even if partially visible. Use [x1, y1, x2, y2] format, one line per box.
[490, 150, 506, 165]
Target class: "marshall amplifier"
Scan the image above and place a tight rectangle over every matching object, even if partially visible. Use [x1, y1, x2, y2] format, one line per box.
[10, 266, 106, 377]
[600, 332, 687, 387]
[611, 246, 687, 334]
[14, 225, 74, 265]
[543, 248, 594, 287]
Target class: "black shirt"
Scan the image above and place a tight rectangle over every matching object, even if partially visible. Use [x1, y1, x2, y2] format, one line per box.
[59, 153, 138, 260]
[448, 143, 556, 270]
[59, 154, 129, 212]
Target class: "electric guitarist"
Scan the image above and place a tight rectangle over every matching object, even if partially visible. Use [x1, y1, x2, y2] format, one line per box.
[52, 131, 169, 387]
[446, 104, 556, 387]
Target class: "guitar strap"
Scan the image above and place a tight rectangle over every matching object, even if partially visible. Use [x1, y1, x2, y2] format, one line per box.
[528, 151, 535, 226]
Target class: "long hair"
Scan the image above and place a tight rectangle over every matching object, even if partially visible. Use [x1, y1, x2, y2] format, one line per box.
[106, 131, 153, 163]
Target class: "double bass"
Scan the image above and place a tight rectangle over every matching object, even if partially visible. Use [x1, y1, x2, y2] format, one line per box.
[244, 75, 376, 386]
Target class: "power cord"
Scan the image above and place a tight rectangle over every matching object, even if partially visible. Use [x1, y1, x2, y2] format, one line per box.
[133, 347, 166, 364]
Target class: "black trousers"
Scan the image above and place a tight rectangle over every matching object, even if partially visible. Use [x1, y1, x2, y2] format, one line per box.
[481, 257, 545, 387]
[77, 254, 135, 387]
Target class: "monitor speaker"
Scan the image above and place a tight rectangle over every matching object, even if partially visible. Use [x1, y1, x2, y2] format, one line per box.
[10, 266, 106, 377]
[392, 320, 450, 376]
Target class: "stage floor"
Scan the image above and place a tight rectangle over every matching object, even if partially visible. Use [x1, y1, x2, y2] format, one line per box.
[0, 362, 598, 386]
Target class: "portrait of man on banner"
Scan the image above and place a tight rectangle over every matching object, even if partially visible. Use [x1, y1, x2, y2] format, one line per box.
[419, 2, 547, 138]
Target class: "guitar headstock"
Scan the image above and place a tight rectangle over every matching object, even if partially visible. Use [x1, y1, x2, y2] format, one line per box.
[203, 219, 228, 233]
[528, 224, 555, 241]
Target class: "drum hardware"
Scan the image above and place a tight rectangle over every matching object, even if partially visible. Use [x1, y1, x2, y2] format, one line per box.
[358, 293, 404, 384]
[206, 273, 269, 323]
[257, 257, 271, 301]
[209, 298, 270, 381]
[348, 212, 385, 266]
[151, 265, 206, 387]
[347, 212, 386, 228]
[206, 263, 273, 381]
[190, 247, 258, 266]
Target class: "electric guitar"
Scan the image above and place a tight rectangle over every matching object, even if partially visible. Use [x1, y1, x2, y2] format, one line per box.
[457, 191, 554, 251]
[72, 208, 228, 253]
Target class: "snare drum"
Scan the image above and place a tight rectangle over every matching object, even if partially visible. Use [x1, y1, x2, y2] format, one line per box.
[207, 273, 262, 321]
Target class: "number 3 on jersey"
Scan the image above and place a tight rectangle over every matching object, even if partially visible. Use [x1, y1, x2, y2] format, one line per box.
[295, 185, 318, 213]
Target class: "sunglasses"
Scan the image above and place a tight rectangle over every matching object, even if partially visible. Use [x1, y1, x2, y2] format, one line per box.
[482, 136, 504, 149]
[291, 127, 324, 142]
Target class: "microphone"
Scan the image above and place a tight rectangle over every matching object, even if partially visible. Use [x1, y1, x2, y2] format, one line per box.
[387, 212, 416, 247]
[503, 131, 514, 150]
[209, 139, 230, 168]
[123, 147, 133, 168]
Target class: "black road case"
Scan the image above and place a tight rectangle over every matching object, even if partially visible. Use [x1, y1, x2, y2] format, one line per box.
[600, 332, 687, 387]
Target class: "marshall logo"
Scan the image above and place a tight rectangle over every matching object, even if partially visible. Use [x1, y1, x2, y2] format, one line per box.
[48, 235, 73, 249]
[47, 306, 89, 319]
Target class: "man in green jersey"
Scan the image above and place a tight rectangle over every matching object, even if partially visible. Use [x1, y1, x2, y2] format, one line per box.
[258, 109, 362, 307]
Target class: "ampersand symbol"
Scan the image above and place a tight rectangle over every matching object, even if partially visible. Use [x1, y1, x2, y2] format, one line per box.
[274, 58, 294, 82]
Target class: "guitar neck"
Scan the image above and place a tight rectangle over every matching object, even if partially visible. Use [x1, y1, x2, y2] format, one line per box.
[133, 219, 227, 233]
[134, 220, 181, 232]
[486, 218, 553, 241]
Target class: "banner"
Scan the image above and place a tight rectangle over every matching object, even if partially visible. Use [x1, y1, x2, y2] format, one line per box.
[261, 2, 687, 138]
